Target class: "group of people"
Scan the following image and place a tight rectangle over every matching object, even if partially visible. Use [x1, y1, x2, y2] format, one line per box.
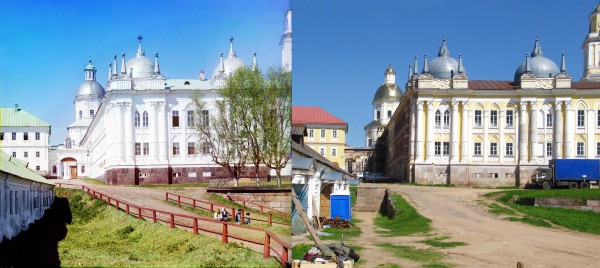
[213, 207, 250, 224]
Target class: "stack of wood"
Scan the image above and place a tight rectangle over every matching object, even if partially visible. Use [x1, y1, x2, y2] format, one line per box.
[320, 216, 352, 229]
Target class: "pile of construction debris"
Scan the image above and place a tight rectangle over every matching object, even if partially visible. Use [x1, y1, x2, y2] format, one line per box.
[319, 216, 352, 229]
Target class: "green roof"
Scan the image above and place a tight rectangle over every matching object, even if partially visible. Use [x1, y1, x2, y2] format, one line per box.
[0, 107, 50, 127]
[0, 150, 53, 185]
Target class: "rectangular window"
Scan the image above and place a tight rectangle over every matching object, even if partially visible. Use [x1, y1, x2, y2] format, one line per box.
[331, 148, 337, 157]
[546, 142, 552, 156]
[143, 143, 149, 155]
[81, 166, 85, 173]
[202, 142, 210, 154]
[434, 142, 441, 155]
[597, 142, 600, 156]
[387, 110, 392, 118]
[320, 129, 326, 138]
[12, 152, 16, 157]
[490, 110, 498, 127]
[23, 132, 28, 141]
[36, 166, 40, 171]
[24, 152, 28, 158]
[474, 110, 482, 127]
[135, 143, 141, 155]
[332, 130, 338, 139]
[376, 110, 381, 120]
[577, 142, 585, 156]
[506, 142, 513, 156]
[172, 142, 180, 155]
[319, 148, 325, 156]
[546, 113, 553, 127]
[443, 111, 450, 127]
[79, 110, 82, 119]
[0, 132, 3, 141]
[90, 109, 95, 117]
[506, 110, 514, 127]
[578, 110, 585, 127]
[188, 142, 195, 155]
[474, 143, 482, 155]
[52, 166, 57, 174]
[36, 151, 40, 158]
[308, 129, 314, 138]
[443, 142, 450, 155]
[187, 110, 195, 127]
[142, 112, 149, 127]
[172, 111, 180, 127]
[490, 142, 498, 156]
[12, 133, 16, 140]
[201, 110, 209, 127]
[35, 132, 40, 140]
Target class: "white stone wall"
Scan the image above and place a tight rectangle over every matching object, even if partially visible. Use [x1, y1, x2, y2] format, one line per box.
[0, 126, 50, 176]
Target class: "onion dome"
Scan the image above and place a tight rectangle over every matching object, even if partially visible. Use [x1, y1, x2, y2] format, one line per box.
[77, 60, 105, 98]
[373, 64, 401, 104]
[125, 35, 155, 79]
[427, 37, 466, 79]
[514, 35, 560, 85]
[211, 37, 247, 79]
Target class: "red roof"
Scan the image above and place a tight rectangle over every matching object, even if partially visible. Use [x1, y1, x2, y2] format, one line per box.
[572, 81, 600, 89]
[466, 80, 600, 90]
[292, 106, 347, 126]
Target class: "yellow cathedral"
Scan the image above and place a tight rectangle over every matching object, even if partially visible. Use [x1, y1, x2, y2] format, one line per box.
[386, 3, 600, 187]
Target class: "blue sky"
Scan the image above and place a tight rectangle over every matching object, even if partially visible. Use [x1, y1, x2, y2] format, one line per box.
[0, 0, 289, 145]
[293, 0, 599, 147]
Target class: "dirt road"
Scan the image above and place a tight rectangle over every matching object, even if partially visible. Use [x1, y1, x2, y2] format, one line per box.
[382, 185, 600, 267]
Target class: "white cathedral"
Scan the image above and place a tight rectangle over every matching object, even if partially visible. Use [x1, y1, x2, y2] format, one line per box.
[47, 9, 292, 184]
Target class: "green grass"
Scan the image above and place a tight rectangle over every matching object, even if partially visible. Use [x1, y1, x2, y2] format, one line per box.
[420, 236, 467, 248]
[350, 186, 358, 206]
[375, 243, 445, 264]
[208, 194, 289, 223]
[78, 178, 107, 185]
[373, 194, 432, 236]
[292, 243, 315, 260]
[506, 216, 552, 228]
[484, 188, 600, 200]
[321, 218, 362, 241]
[485, 202, 517, 216]
[56, 188, 279, 267]
[376, 264, 403, 268]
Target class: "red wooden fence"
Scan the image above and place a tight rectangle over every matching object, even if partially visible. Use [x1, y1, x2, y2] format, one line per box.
[166, 192, 291, 227]
[56, 183, 290, 265]
[227, 194, 292, 220]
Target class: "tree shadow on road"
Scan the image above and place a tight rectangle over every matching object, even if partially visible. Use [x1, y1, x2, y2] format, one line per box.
[0, 197, 72, 267]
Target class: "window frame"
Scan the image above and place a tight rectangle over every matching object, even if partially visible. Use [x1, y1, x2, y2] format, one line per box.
[546, 142, 552, 156]
[135, 143, 141, 155]
[546, 112, 553, 128]
[490, 110, 498, 127]
[474, 110, 482, 127]
[474, 142, 482, 156]
[172, 142, 180, 156]
[142, 111, 149, 127]
[434, 142, 441, 155]
[320, 129, 326, 139]
[577, 110, 585, 127]
[188, 142, 195, 155]
[134, 111, 141, 127]
[506, 110, 514, 127]
[442, 142, 450, 155]
[443, 110, 450, 127]
[172, 110, 180, 127]
[435, 110, 441, 127]
[187, 110, 194, 127]
[577, 142, 585, 156]
[490, 142, 498, 156]
[506, 142, 513, 156]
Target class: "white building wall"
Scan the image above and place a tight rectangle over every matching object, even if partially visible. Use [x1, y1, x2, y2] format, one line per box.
[0, 126, 50, 176]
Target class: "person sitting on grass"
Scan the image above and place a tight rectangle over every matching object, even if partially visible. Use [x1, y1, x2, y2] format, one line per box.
[235, 209, 242, 224]
[214, 208, 223, 221]
[244, 212, 251, 224]
[220, 207, 230, 222]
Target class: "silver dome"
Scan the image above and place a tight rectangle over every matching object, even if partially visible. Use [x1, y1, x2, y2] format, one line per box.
[126, 55, 155, 79]
[373, 83, 401, 104]
[513, 36, 559, 84]
[77, 81, 105, 98]
[427, 39, 466, 79]
[211, 53, 246, 79]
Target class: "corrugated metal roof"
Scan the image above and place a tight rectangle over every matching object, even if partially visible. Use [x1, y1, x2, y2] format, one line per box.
[0, 150, 53, 185]
[292, 106, 347, 126]
[468, 80, 515, 90]
[0, 108, 50, 127]
[572, 81, 600, 89]
[291, 124, 306, 136]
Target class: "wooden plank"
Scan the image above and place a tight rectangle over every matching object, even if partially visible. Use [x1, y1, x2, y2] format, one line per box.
[291, 187, 335, 257]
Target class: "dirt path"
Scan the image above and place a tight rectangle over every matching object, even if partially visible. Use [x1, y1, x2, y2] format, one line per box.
[383, 185, 600, 268]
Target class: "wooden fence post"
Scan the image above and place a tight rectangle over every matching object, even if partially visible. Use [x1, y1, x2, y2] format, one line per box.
[165, 192, 168, 201]
[193, 218, 198, 234]
[152, 211, 157, 223]
[178, 196, 181, 204]
[170, 214, 175, 228]
[268, 213, 272, 227]
[283, 213, 287, 222]
[126, 204, 130, 215]
[107, 197, 111, 206]
[260, 206, 264, 213]
[138, 208, 142, 219]
[222, 224, 228, 243]
[192, 199, 196, 208]
[116, 201, 119, 210]
[282, 244, 289, 264]
[263, 233, 270, 259]
[210, 204, 214, 212]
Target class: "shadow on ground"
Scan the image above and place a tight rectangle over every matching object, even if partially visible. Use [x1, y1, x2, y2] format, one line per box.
[0, 197, 71, 267]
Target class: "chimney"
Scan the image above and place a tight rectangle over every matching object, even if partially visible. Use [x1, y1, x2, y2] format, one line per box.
[14, 104, 20, 112]
[199, 70, 205, 81]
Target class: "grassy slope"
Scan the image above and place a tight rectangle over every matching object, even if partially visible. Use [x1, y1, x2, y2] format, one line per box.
[56, 188, 279, 267]
[373, 194, 432, 236]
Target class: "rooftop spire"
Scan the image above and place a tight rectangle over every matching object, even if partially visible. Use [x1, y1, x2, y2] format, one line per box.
[408, 64, 413, 81]
[560, 51, 566, 73]
[422, 54, 429, 74]
[112, 55, 118, 78]
[413, 56, 418, 75]
[285, 8, 292, 33]
[108, 63, 112, 82]
[252, 52, 257, 71]
[384, 64, 396, 84]
[458, 54, 464, 74]
[154, 52, 161, 75]
[137, 35, 144, 57]
[525, 53, 531, 73]
[228, 36, 236, 57]
[120, 53, 126, 75]
[438, 35, 450, 57]
[219, 52, 225, 73]
[532, 34, 543, 57]
[84, 60, 96, 81]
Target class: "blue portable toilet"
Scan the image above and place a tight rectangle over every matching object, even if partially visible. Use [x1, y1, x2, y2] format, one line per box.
[330, 194, 351, 221]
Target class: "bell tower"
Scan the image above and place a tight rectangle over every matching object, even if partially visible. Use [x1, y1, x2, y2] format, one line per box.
[582, 3, 600, 81]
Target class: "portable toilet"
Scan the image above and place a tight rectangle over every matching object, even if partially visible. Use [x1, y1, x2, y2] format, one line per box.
[330, 194, 351, 221]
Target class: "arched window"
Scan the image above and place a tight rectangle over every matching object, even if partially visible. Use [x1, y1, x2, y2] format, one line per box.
[443, 110, 450, 127]
[65, 138, 72, 149]
[134, 111, 141, 127]
[435, 110, 441, 126]
[546, 112, 553, 127]
[143, 111, 149, 127]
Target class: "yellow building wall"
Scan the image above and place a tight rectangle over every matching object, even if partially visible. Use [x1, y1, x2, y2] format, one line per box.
[303, 126, 346, 170]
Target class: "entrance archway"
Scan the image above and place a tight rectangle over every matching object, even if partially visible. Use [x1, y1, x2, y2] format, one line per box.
[60, 157, 78, 180]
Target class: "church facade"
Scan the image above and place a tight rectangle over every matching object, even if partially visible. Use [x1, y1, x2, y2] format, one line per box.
[48, 9, 292, 184]
[386, 4, 600, 186]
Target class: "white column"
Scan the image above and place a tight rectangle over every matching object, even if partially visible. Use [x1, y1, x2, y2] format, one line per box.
[529, 102, 538, 162]
[410, 103, 416, 159]
[116, 103, 125, 162]
[124, 103, 134, 163]
[519, 102, 528, 163]
[483, 110, 488, 163]
[565, 102, 574, 158]
[587, 109, 594, 157]
[150, 103, 159, 161]
[451, 100, 459, 162]
[461, 101, 469, 162]
[499, 110, 505, 163]
[554, 101, 563, 159]
[415, 101, 424, 161]
[158, 102, 168, 161]
[426, 101, 434, 161]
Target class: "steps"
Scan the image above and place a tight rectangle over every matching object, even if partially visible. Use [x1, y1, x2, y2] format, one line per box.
[354, 186, 387, 212]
